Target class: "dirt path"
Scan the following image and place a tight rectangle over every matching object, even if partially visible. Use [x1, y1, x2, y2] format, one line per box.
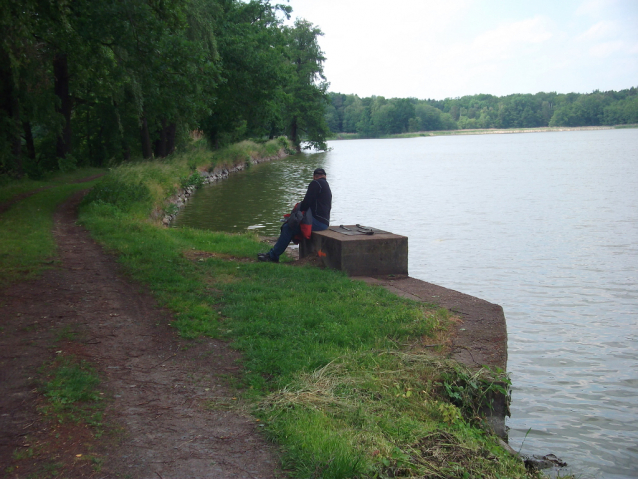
[0, 192, 282, 478]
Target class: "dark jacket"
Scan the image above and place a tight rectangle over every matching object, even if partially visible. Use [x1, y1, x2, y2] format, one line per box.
[299, 177, 331, 226]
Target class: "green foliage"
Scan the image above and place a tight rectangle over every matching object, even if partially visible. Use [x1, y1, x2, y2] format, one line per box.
[283, 19, 331, 151]
[604, 95, 638, 125]
[77, 138, 287, 219]
[439, 366, 511, 424]
[180, 172, 205, 189]
[0, 0, 325, 178]
[326, 87, 638, 137]
[82, 177, 151, 212]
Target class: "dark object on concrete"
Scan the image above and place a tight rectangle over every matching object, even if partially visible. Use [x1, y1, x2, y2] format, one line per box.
[330, 224, 391, 236]
[300, 225, 408, 276]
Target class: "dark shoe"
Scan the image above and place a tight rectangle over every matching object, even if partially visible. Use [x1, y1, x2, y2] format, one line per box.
[257, 253, 278, 263]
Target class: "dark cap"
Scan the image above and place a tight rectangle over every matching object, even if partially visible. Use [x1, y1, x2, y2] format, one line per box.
[313, 168, 326, 176]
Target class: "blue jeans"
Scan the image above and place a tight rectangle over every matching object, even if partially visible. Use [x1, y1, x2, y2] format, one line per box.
[269, 219, 329, 260]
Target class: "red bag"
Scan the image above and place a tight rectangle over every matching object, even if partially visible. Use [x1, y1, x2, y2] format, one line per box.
[285, 204, 314, 241]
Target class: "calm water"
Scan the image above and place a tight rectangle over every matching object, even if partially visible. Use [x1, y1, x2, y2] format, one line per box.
[174, 129, 638, 479]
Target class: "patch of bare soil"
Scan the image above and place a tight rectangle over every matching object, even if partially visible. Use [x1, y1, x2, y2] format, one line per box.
[0, 192, 282, 478]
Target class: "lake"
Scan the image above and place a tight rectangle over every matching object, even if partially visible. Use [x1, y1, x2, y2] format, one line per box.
[174, 129, 638, 479]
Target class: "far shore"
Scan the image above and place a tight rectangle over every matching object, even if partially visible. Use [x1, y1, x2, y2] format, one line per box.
[329, 124, 637, 141]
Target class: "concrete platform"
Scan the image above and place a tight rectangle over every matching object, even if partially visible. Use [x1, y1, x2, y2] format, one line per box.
[299, 225, 408, 276]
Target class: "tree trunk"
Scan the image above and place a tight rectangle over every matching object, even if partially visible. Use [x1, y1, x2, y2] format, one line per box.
[86, 103, 92, 161]
[140, 115, 153, 159]
[97, 124, 104, 166]
[166, 122, 176, 156]
[122, 143, 131, 161]
[0, 44, 23, 176]
[112, 99, 130, 161]
[23, 121, 36, 160]
[153, 118, 167, 158]
[290, 116, 301, 152]
[10, 94, 22, 175]
[54, 52, 72, 158]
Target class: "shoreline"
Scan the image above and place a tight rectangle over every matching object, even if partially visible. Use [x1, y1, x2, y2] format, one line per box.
[329, 124, 637, 141]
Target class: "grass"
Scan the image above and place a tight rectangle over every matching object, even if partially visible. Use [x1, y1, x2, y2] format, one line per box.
[74, 218, 532, 477]
[0, 167, 105, 204]
[80, 137, 291, 221]
[38, 354, 104, 428]
[257, 352, 525, 478]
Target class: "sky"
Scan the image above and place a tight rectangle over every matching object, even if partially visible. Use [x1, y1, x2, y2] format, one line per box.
[284, 0, 638, 100]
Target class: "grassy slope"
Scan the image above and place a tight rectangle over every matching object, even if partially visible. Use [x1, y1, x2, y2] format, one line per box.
[2, 140, 537, 479]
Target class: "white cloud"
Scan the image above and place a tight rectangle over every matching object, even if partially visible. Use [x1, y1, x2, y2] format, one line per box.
[576, 0, 617, 16]
[290, 0, 638, 98]
[439, 16, 553, 69]
[590, 40, 625, 57]
[472, 16, 552, 52]
[578, 20, 616, 40]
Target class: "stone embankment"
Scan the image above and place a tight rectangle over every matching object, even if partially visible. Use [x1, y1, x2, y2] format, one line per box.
[161, 150, 287, 226]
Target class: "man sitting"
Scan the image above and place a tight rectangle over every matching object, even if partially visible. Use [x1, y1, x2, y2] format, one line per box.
[258, 168, 332, 263]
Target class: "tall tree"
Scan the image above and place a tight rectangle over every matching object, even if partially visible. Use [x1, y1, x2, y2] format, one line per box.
[284, 19, 330, 151]
[202, 0, 288, 146]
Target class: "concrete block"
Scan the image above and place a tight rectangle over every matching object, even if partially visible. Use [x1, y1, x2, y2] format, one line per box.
[300, 226, 408, 276]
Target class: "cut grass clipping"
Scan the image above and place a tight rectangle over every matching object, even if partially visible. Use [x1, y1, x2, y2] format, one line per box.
[257, 353, 523, 479]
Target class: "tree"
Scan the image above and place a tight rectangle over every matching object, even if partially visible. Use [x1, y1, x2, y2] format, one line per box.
[202, 0, 288, 146]
[283, 19, 330, 151]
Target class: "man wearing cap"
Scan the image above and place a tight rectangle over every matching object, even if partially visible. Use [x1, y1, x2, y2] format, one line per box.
[258, 168, 332, 263]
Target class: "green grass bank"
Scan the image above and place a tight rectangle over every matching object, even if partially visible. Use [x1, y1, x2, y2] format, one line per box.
[1, 139, 543, 478]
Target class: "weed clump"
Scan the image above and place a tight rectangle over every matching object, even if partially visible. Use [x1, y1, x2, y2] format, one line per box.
[38, 355, 104, 427]
[82, 176, 151, 213]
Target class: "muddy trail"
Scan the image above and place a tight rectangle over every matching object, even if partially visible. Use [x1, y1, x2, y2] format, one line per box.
[0, 191, 282, 478]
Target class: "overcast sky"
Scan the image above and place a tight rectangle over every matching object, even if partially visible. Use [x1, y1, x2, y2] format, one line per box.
[285, 0, 638, 100]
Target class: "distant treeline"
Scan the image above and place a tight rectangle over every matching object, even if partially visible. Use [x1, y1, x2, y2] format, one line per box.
[326, 88, 638, 137]
[1, 0, 331, 178]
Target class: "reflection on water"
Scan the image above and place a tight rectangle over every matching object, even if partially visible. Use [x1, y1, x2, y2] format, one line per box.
[175, 129, 638, 479]
[173, 156, 328, 235]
